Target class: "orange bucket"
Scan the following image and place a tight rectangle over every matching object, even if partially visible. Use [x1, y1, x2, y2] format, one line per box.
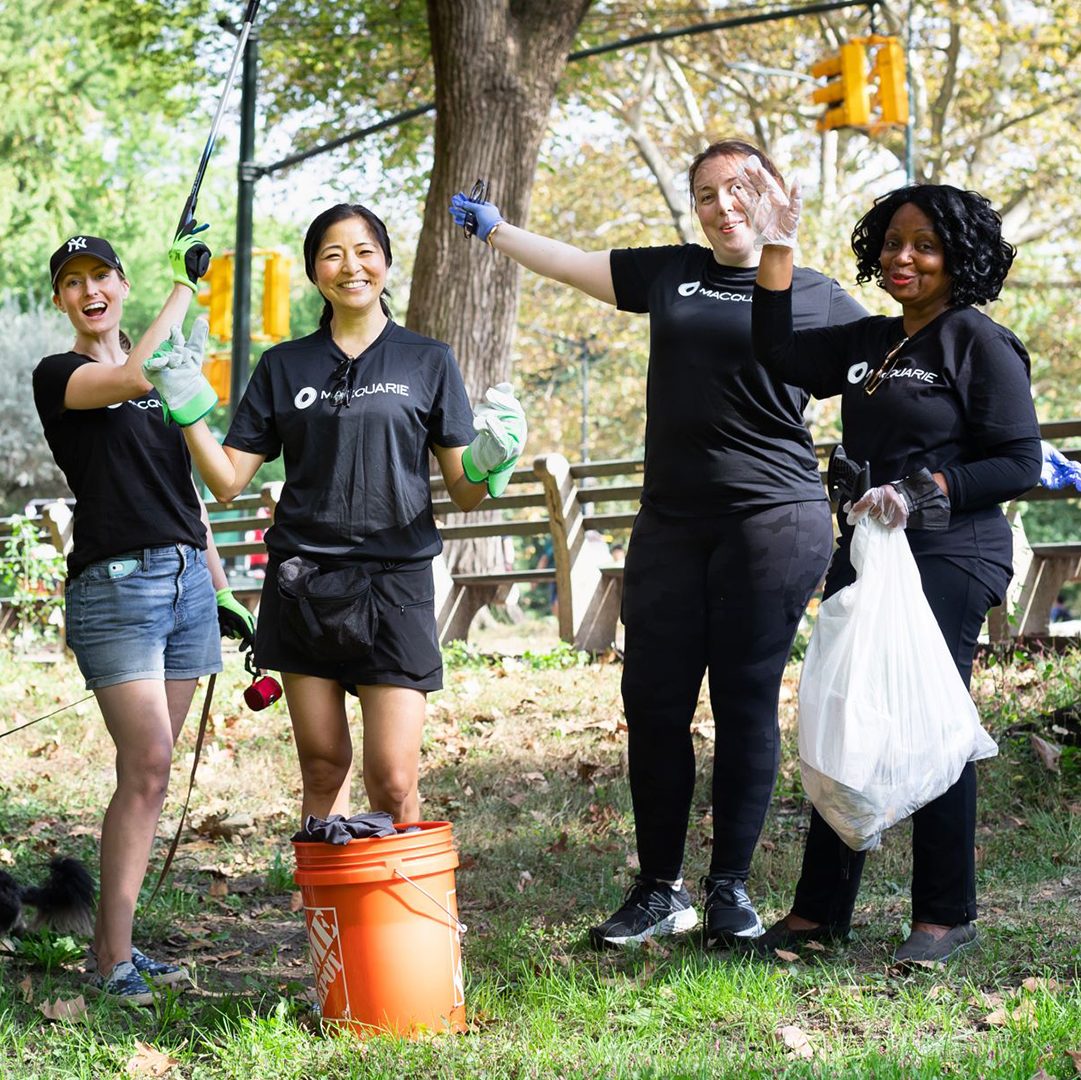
[292, 821, 466, 1037]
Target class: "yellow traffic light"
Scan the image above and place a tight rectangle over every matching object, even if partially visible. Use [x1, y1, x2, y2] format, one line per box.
[869, 36, 909, 126]
[811, 41, 870, 131]
[262, 251, 292, 341]
[196, 254, 234, 341]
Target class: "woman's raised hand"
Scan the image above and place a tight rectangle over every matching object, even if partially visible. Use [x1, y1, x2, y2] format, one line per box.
[143, 317, 218, 426]
[449, 191, 505, 243]
[734, 157, 802, 249]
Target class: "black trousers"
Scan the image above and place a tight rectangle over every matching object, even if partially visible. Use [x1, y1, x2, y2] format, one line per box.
[791, 552, 999, 928]
[621, 501, 833, 883]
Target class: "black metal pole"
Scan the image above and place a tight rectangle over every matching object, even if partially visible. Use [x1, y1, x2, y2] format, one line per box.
[230, 29, 259, 416]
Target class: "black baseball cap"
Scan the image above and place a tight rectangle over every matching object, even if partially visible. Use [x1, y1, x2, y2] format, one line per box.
[49, 235, 125, 290]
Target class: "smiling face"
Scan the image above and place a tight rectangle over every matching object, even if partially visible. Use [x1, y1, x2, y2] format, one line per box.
[52, 256, 129, 337]
[312, 216, 389, 318]
[692, 152, 759, 267]
[879, 202, 953, 329]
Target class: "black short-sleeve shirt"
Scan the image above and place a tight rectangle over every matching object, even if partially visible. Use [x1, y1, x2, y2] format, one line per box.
[610, 244, 866, 514]
[225, 321, 476, 561]
[32, 352, 206, 577]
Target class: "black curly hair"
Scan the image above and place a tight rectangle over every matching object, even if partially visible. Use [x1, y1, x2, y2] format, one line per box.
[851, 185, 1016, 307]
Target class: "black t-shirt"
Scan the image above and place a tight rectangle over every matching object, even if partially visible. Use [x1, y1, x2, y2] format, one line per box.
[32, 352, 207, 577]
[751, 289, 1042, 594]
[225, 321, 476, 561]
[610, 245, 866, 514]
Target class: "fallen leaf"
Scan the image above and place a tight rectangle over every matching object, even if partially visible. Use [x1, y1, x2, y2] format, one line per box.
[775, 1024, 814, 1059]
[18, 975, 32, 1003]
[774, 949, 800, 962]
[208, 877, 229, 898]
[289, 891, 304, 912]
[803, 940, 827, 952]
[1030, 734, 1062, 773]
[926, 984, 950, 1001]
[1027, 1071, 1054, 1080]
[521, 772, 547, 786]
[125, 1041, 180, 1077]
[37, 995, 87, 1022]
[516, 870, 534, 893]
[1020, 977, 1061, 994]
[1065, 1049, 1081, 1074]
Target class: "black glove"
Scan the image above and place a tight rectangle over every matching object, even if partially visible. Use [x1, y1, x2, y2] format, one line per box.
[827, 444, 870, 507]
[891, 467, 951, 530]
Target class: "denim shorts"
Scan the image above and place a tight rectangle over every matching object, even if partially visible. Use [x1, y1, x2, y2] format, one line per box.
[65, 544, 223, 690]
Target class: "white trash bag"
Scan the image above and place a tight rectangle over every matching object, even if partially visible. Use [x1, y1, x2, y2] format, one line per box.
[798, 516, 998, 851]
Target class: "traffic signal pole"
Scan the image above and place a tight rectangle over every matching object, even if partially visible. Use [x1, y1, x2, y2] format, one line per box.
[231, 28, 258, 417]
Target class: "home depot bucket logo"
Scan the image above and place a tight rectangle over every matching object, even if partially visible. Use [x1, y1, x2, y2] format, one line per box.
[305, 906, 350, 1018]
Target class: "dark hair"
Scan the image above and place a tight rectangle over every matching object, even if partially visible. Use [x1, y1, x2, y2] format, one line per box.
[851, 185, 1015, 306]
[303, 203, 393, 329]
[688, 139, 783, 205]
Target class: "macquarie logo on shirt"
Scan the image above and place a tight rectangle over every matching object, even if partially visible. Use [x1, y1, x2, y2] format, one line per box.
[293, 382, 410, 410]
[847, 361, 939, 387]
[107, 398, 164, 411]
[677, 281, 752, 303]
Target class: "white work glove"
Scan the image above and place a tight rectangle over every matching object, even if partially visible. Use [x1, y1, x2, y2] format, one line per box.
[846, 484, 910, 530]
[142, 318, 217, 426]
[733, 156, 802, 249]
[462, 383, 527, 498]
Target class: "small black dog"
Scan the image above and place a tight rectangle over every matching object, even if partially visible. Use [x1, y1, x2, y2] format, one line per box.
[0, 857, 96, 938]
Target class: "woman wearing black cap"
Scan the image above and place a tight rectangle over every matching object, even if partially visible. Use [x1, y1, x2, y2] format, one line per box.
[144, 203, 527, 832]
[32, 228, 233, 1005]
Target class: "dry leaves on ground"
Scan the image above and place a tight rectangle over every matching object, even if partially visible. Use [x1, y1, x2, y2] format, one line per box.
[1030, 734, 1062, 773]
[37, 995, 87, 1022]
[125, 1041, 180, 1077]
[775, 1024, 814, 1059]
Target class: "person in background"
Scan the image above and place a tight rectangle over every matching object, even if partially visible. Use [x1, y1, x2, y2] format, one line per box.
[451, 139, 866, 950]
[32, 226, 249, 1004]
[143, 202, 526, 832]
[740, 163, 1042, 961]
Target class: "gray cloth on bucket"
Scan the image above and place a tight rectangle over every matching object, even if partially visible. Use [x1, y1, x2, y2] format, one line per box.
[292, 812, 397, 844]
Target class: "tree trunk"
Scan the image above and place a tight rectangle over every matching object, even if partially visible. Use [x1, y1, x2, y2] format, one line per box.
[409, 0, 591, 576]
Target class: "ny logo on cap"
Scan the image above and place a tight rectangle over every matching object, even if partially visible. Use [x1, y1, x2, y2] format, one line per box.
[66, 237, 88, 253]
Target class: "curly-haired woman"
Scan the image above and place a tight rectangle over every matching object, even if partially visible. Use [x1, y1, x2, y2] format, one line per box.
[739, 171, 1042, 961]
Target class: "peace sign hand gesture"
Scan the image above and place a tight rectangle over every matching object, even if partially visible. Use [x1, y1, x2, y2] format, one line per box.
[734, 156, 802, 250]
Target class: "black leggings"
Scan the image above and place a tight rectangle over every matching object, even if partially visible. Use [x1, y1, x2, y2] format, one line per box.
[621, 501, 833, 882]
[791, 553, 999, 928]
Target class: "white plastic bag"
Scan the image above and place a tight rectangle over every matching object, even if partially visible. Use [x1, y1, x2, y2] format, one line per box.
[798, 516, 998, 851]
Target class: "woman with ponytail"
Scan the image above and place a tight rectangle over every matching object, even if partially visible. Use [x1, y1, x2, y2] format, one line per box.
[146, 203, 527, 827]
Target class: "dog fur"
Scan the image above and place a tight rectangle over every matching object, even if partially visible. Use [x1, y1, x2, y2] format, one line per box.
[0, 857, 96, 938]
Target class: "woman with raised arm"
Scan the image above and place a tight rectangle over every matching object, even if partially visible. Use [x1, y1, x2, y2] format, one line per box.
[32, 227, 236, 1004]
[738, 162, 1042, 961]
[144, 202, 526, 833]
[451, 140, 866, 950]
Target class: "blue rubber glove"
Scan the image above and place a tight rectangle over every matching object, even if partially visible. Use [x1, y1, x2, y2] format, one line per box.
[449, 192, 504, 243]
[462, 383, 527, 497]
[143, 318, 218, 425]
[1040, 441, 1081, 492]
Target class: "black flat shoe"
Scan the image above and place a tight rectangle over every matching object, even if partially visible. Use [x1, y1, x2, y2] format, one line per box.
[751, 918, 851, 956]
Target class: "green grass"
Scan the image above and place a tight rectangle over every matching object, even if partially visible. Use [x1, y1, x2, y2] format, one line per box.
[0, 638, 1078, 1078]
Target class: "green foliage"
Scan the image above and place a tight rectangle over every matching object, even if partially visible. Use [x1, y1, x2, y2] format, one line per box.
[520, 641, 590, 670]
[0, 515, 65, 647]
[11, 930, 83, 973]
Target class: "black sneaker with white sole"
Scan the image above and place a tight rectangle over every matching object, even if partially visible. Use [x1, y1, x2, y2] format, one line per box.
[589, 877, 698, 949]
[701, 875, 763, 948]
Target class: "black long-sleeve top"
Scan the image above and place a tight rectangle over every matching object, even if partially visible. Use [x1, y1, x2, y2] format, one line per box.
[751, 284, 1042, 599]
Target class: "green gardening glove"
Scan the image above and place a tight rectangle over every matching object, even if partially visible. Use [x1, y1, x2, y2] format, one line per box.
[168, 221, 212, 291]
[217, 587, 256, 649]
[461, 383, 527, 498]
[143, 318, 218, 425]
